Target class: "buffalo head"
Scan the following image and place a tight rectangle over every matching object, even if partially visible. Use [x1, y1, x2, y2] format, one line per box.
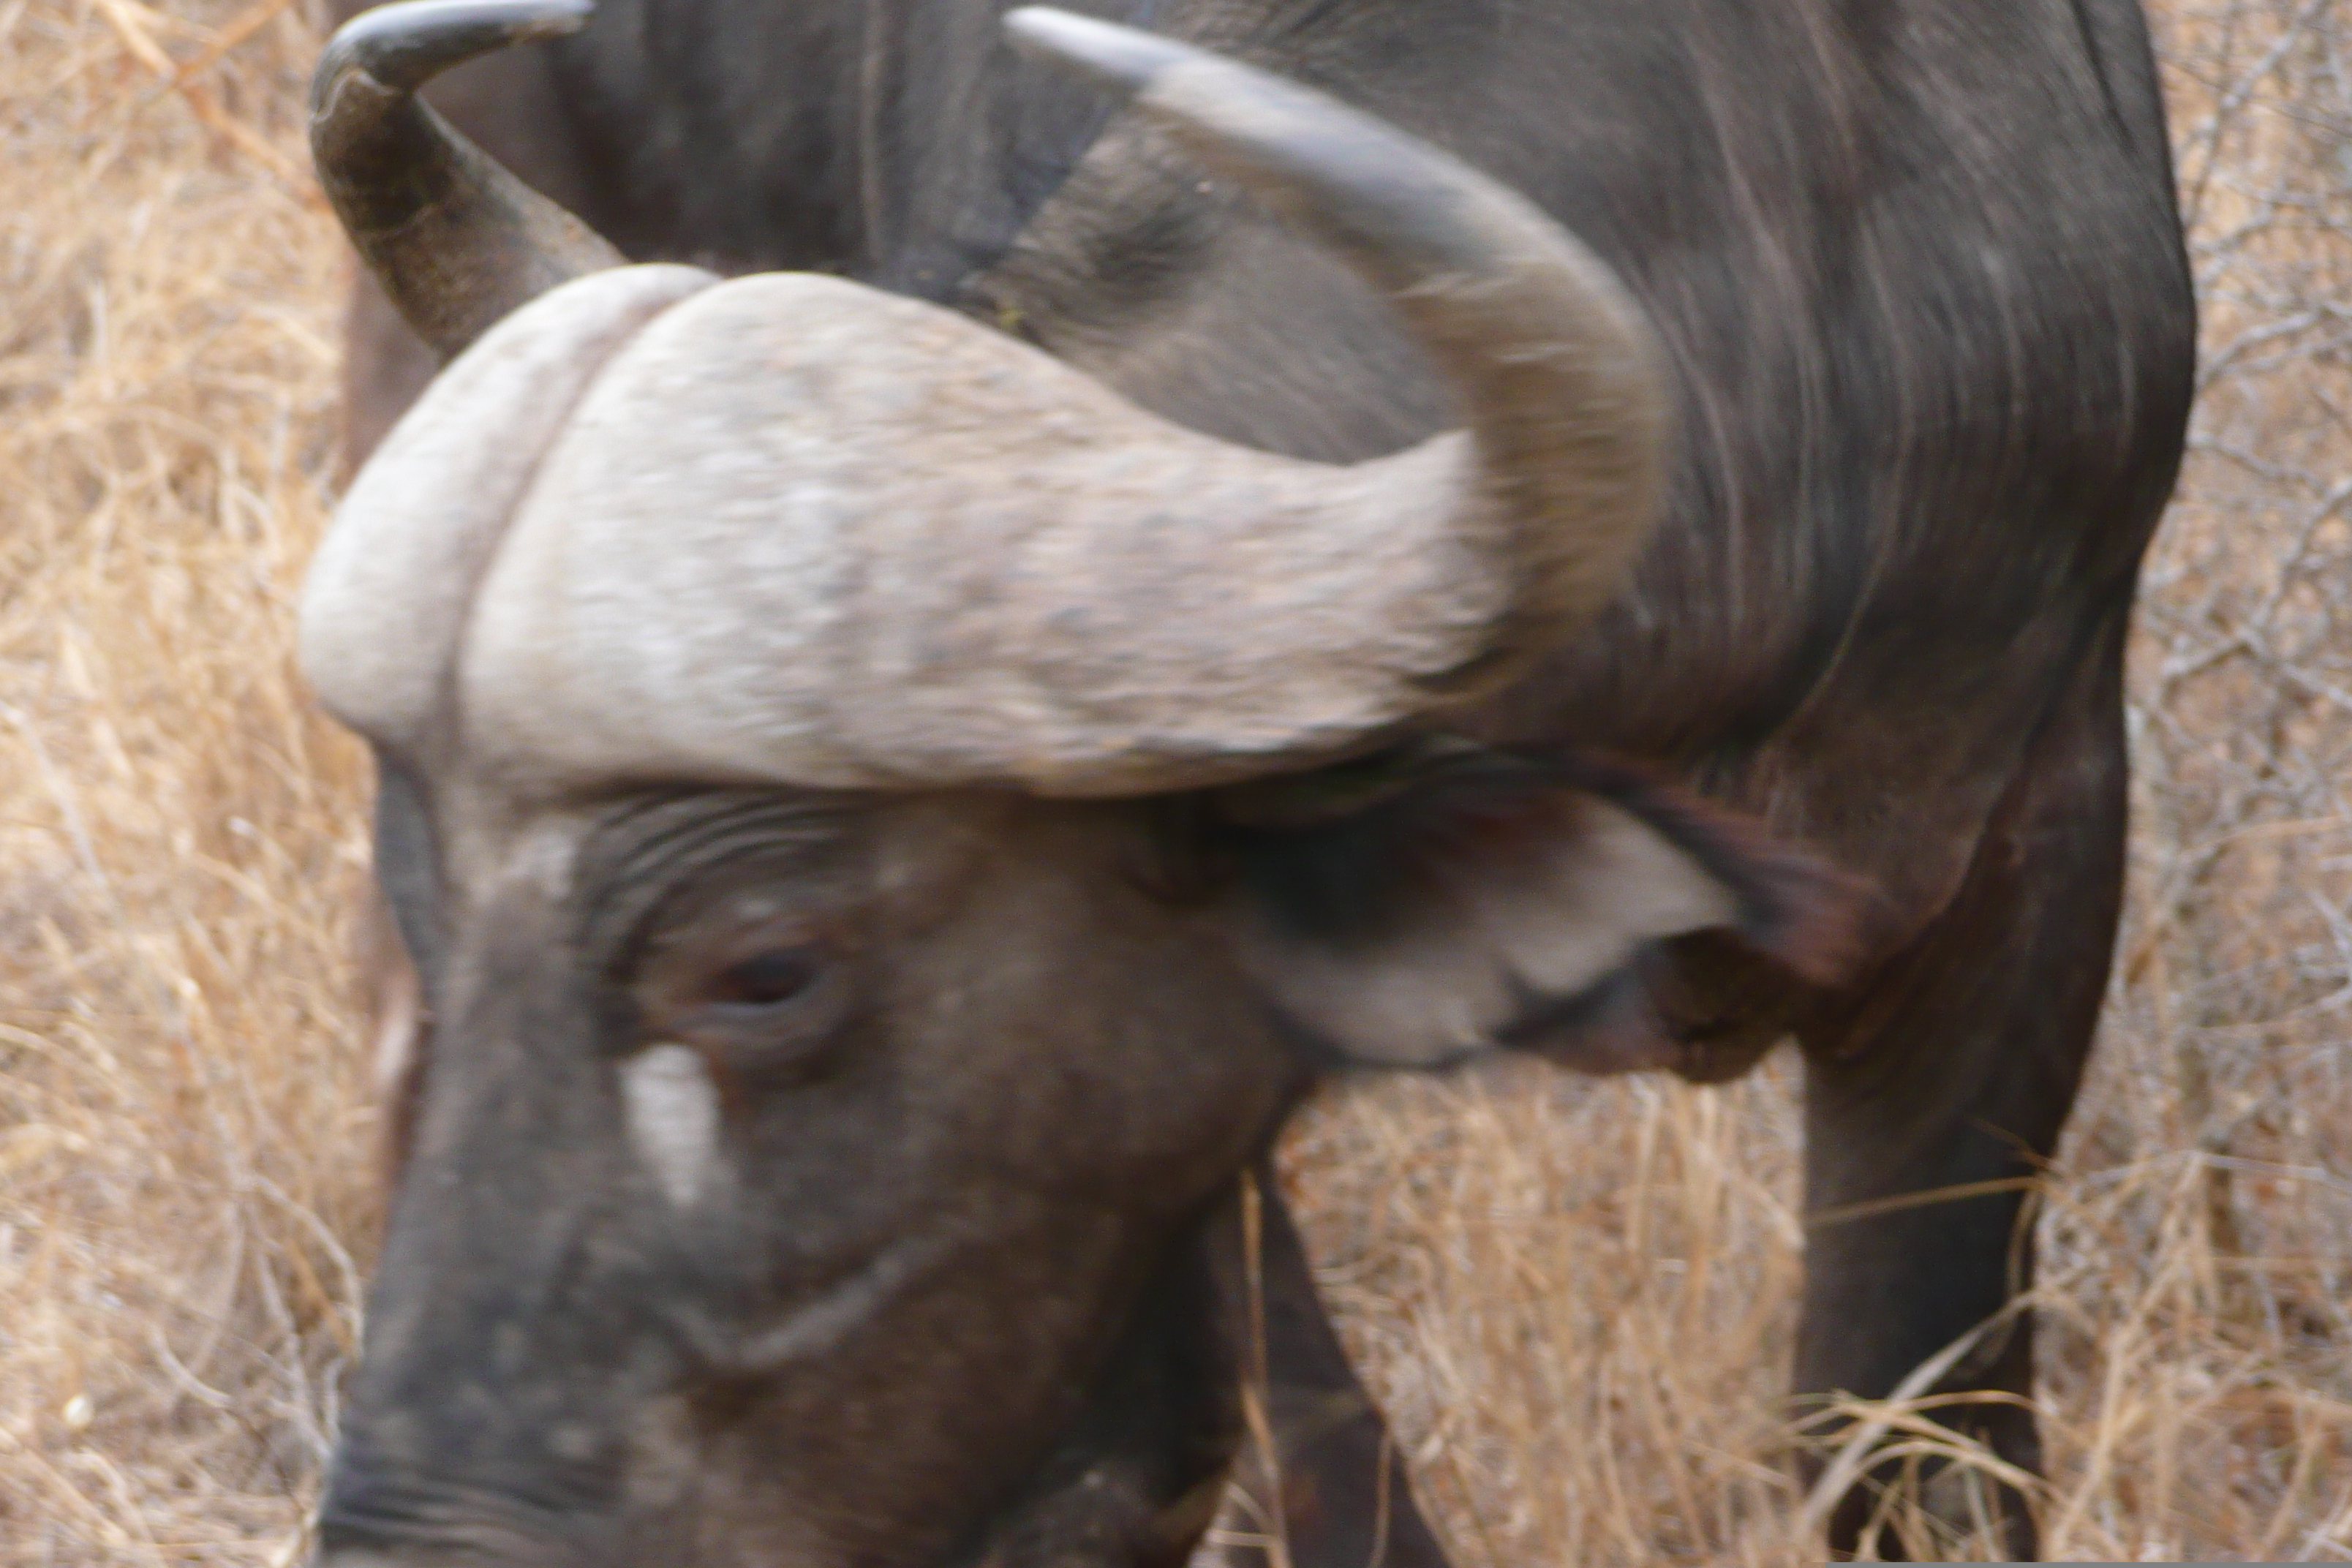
[299, 4, 1851, 1561]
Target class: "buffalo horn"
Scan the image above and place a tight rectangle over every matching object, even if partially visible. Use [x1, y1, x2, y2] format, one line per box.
[1006, 7, 1670, 674]
[309, 0, 625, 361]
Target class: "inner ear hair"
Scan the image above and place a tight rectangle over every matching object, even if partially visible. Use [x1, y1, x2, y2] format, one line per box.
[1533, 751, 1882, 985]
[1213, 738, 1880, 986]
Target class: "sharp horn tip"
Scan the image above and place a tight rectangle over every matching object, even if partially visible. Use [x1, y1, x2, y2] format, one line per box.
[1003, 7, 1186, 94]
[320, 0, 595, 102]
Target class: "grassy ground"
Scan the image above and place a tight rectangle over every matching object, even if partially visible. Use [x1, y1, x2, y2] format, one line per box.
[1, 0, 2348, 1561]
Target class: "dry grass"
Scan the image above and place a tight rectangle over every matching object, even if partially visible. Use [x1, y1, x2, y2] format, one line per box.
[0, 0, 2348, 1561]
[0, 0, 366, 1560]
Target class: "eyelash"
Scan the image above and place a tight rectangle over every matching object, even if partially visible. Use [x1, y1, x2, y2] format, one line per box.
[700, 948, 822, 1011]
[631, 924, 853, 1086]
[615, 860, 859, 1071]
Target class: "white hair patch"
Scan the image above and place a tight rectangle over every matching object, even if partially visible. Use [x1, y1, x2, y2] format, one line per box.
[619, 1044, 724, 1208]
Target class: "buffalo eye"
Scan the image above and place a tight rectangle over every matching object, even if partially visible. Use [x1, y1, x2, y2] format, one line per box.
[704, 948, 822, 1010]
[636, 926, 853, 1083]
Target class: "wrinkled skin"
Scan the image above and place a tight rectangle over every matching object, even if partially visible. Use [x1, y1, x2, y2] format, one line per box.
[323, 0, 2196, 1561]
[338, 734, 1824, 1567]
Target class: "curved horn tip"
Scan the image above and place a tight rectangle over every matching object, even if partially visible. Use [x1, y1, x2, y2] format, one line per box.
[1003, 7, 1188, 95]
[316, 0, 593, 107]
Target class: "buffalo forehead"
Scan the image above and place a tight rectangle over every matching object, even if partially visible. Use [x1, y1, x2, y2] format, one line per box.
[300, 265, 718, 758]
[455, 272, 1490, 796]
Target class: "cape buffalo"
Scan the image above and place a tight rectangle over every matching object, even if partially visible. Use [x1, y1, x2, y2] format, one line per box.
[301, 0, 2195, 1561]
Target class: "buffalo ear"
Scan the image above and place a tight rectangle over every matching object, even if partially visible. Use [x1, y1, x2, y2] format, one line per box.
[1214, 747, 1872, 1071]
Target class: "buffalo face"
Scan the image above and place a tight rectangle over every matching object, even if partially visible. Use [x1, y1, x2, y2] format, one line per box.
[320, 768, 1848, 1566]
[320, 790, 1294, 1564]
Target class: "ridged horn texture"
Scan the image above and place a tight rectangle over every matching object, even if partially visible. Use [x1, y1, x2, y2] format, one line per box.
[1006, 6, 1672, 660]
[309, 0, 624, 360]
[305, 7, 1673, 800]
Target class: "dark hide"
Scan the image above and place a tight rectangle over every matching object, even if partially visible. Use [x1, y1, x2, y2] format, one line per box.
[328, 0, 2195, 1560]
